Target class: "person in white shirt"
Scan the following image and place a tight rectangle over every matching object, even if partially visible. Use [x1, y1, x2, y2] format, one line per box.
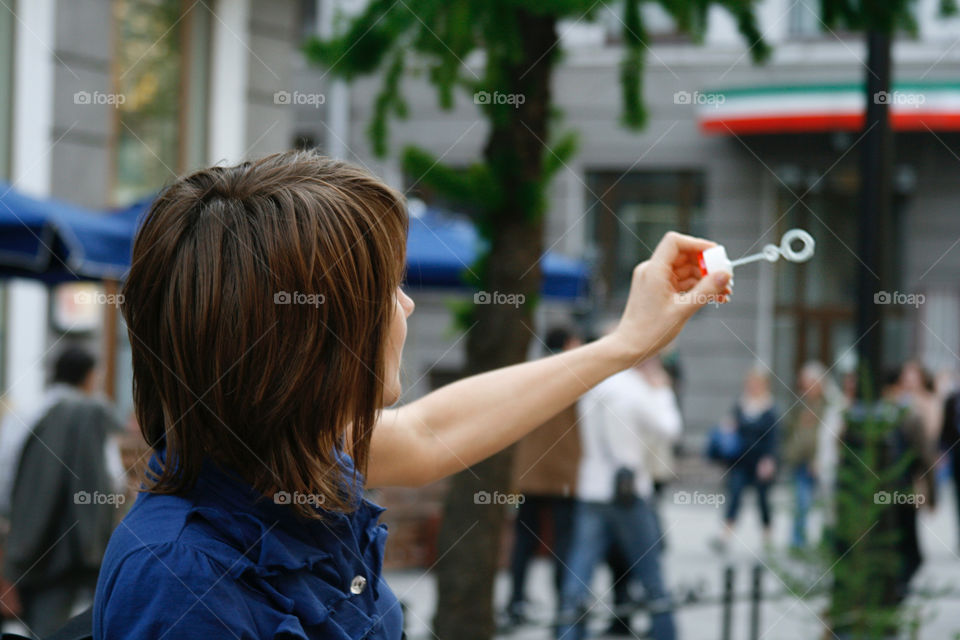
[557, 356, 682, 640]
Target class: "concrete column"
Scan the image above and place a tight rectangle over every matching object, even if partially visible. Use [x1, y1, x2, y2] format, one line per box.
[5, 0, 56, 412]
[208, 0, 251, 164]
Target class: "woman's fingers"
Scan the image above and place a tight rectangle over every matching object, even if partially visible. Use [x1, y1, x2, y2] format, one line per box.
[675, 271, 731, 311]
[652, 231, 716, 266]
[674, 263, 700, 280]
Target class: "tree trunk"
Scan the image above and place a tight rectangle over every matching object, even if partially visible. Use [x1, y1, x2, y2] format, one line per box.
[855, 28, 893, 390]
[432, 10, 559, 640]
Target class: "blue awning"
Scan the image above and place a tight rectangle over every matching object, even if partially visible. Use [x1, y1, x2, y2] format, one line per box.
[0, 184, 141, 283]
[405, 208, 590, 300]
[0, 188, 590, 301]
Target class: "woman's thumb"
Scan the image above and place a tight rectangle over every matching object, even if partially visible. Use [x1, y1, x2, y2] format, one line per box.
[682, 271, 731, 312]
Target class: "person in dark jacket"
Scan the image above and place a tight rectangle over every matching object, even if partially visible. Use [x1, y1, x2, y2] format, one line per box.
[505, 326, 582, 627]
[2, 346, 123, 637]
[940, 385, 960, 550]
[711, 367, 780, 553]
[881, 368, 937, 595]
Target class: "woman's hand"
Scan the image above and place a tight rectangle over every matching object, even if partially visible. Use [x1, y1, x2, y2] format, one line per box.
[609, 232, 732, 363]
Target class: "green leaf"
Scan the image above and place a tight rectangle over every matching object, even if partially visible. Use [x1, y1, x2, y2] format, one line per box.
[368, 48, 409, 157]
[541, 129, 578, 181]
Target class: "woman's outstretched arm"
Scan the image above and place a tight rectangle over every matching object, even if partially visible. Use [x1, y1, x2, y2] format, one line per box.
[364, 232, 732, 488]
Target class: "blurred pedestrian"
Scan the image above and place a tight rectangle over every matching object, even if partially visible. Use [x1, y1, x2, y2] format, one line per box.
[940, 374, 960, 551]
[2, 346, 124, 637]
[880, 368, 938, 596]
[782, 361, 833, 551]
[506, 326, 582, 626]
[605, 355, 681, 636]
[711, 367, 780, 553]
[899, 361, 942, 445]
[814, 369, 847, 530]
[641, 356, 681, 539]
[557, 353, 682, 640]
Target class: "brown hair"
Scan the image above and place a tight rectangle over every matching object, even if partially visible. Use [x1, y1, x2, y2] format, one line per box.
[122, 150, 407, 516]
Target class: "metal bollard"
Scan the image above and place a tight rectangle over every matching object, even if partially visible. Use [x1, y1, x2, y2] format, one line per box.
[721, 565, 734, 640]
[749, 563, 762, 640]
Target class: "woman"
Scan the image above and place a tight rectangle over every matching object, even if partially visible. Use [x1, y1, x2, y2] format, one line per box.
[713, 367, 780, 553]
[782, 361, 832, 550]
[93, 151, 731, 639]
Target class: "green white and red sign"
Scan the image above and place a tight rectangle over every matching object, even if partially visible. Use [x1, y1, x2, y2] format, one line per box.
[694, 82, 960, 134]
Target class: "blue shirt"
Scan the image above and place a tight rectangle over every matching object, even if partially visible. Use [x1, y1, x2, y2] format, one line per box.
[93, 452, 403, 639]
[732, 402, 780, 468]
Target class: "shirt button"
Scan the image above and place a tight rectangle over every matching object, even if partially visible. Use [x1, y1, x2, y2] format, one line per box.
[350, 575, 367, 595]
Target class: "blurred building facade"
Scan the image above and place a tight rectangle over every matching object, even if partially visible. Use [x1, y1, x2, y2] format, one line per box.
[0, 0, 959, 448]
[307, 0, 960, 428]
[0, 0, 300, 420]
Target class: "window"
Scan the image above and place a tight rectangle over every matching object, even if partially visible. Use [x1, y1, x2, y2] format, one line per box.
[788, 0, 823, 39]
[111, 0, 210, 418]
[586, 170, 706, 305]
[112, 0, 186, 202]
[562, 1, 694, 48]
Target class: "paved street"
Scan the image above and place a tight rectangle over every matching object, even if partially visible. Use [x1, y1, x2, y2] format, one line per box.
[388, 483, 960, 640]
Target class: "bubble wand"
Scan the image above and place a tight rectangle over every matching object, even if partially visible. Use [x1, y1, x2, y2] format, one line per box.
[697, 229, 815, 281]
